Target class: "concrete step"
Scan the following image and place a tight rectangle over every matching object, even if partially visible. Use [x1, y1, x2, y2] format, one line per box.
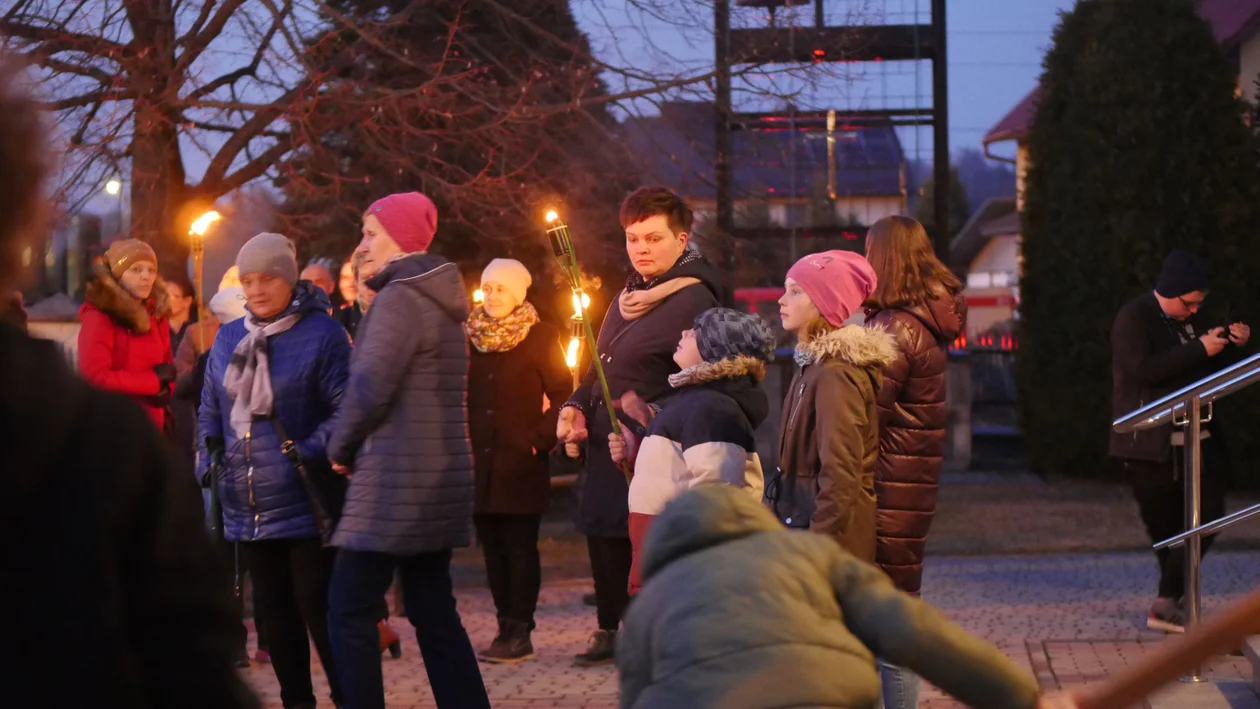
[1245, 636, 1260, 696]
[1147, 680, 1260, 709]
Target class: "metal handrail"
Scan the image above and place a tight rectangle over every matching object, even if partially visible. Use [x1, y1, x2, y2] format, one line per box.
[1112, 351, 1260, 433]
[1154, 501, 1260, 549]
[1111, 347, 1260, 683]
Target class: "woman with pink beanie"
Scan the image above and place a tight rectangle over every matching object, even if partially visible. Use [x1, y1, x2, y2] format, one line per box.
[767, 250, 897, 561]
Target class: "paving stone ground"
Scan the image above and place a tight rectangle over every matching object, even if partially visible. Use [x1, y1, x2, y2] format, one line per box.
[241, 548, 1260, 708]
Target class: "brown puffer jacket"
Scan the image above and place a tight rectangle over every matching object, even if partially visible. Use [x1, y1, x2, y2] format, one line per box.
[769, 324, 898, 563]
[865, 292, 966, 594]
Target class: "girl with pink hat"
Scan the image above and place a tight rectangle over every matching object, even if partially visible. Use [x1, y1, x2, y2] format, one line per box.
[768, 250, 897, 562]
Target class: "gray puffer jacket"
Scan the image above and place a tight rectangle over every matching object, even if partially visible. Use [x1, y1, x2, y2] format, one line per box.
[618, 485, 1041, 709]
[328, 253, 474, 554]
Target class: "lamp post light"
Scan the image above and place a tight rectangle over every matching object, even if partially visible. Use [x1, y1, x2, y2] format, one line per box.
[104, 178, 128, 234]
[189, 210, 222, 350]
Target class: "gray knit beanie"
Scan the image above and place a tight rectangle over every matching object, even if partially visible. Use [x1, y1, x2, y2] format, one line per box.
[236, 232, 298, 284]
[693, 308, 776, 364]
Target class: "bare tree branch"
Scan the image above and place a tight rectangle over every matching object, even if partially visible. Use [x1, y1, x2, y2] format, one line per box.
[174, 0, 249, 74]
[44, 88, 134, 110]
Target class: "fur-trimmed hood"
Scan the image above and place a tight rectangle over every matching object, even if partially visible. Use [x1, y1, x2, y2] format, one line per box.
[668, 354, 767, 388]
[83, 258, 170, 334]
[794, 324, 898, 370]
[666, 355, 770, 431]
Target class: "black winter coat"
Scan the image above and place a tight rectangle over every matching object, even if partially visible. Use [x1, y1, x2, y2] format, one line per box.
[1110, 292, 1236, 463]
[469, 320, 574, 514]
[567, 253, 723, 537]
[329, 254, 475, 554]
[0, 323, 257, 709]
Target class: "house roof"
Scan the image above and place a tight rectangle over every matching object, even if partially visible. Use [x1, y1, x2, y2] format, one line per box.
[1201, 0, 1260, 46]
[982, 87, 1041, 147]
[980, 210, 1021, 238]
[982, 0, 1260, 147]
[622, 101, 905, 200]
[949, 196, 1017, 271]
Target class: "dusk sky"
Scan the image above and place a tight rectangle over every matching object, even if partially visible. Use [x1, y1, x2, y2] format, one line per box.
[576, 0, 1077, 161]
[83, 0, 1078, 216]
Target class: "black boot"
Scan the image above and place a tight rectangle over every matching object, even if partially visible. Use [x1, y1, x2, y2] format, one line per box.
[480, 619, 534, 664]
[573, 629, 615, 667]
[478, 618, 508, 661]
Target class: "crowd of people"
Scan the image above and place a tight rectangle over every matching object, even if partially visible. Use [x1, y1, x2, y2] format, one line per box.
[20, 41, 1243, 709]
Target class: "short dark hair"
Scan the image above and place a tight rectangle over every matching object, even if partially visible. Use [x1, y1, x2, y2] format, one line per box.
[0, 52, 49, 290]
[619, 186, 693, 235]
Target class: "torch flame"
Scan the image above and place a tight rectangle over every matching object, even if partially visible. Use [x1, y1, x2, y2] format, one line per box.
[571, 291, 591, 316]
[473, 289, 485, 304]
[190, 211, 222, 237]
[545, 210, 559, 224]
[565, 337, 581, 369]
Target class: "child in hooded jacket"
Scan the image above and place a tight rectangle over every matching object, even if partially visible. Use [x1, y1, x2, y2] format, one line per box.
[618, 485, 1077, 709]
[768, 250, 896, 562]
[610, 307, 775, 595]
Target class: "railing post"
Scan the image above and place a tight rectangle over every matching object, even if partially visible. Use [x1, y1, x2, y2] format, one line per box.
[1183, 396, 1204, 683]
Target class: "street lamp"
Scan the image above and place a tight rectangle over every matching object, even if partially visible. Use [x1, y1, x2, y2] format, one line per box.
[189, 210, 222, 350]
[105, 179, 121, 196]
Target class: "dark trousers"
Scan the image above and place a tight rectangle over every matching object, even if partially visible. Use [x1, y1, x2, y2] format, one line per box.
[1126, 444, 1227, 599]
[475, 513, 542, 628]
[586, 535, 632, 631]
[328, 549, 490, 709]
[215, 535, 248, 654]
[241, 538, 341, 708]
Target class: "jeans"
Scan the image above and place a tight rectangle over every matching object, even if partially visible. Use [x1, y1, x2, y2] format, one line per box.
[240, 538, 340, 708]
[586, 535, 632, 631]
[878, 660, 920, 709]
[328, 549, 490, 709]
[474, 513, 542, 627]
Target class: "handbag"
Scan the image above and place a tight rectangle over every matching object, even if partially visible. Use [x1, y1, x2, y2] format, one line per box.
[268, 415, 338, 546]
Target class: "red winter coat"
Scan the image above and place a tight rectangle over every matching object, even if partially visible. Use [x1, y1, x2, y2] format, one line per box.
[78, 261, 174, 431]
[865, 292, 966, 594]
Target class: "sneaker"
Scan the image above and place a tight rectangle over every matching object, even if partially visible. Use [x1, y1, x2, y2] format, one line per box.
[480, 620, 534, 664]
[1147, 597, 1186, 633]
[574, 629, 616, 667]
[253, 648, 272, 664]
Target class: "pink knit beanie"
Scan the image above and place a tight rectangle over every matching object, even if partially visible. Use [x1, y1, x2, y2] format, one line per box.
[364, 192, 438, 253]
[786, 251, 878, 327]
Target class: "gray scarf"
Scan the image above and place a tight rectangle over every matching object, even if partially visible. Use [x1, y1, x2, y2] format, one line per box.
[223, 310, 302, 438]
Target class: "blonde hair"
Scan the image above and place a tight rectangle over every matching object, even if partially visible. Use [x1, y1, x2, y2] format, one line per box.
[798, 315, 838, 344]
[864, 215, 961, 310]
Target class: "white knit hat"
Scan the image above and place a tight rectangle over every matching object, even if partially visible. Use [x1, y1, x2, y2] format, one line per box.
[480, 258, 532, 306]
[209, 287, 248, 324]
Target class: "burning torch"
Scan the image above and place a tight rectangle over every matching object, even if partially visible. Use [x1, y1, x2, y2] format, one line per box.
[545, 210, 631, 482]
[189, 210, 222, 351]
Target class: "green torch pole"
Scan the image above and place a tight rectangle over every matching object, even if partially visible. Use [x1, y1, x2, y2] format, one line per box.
[546, 212, 632, 483]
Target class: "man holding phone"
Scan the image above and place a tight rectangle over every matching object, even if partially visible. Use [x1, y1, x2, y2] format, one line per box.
[1110, 250, 1250, 633]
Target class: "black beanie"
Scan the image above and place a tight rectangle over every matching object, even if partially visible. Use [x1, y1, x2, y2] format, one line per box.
[1155, 250, 1208, 299]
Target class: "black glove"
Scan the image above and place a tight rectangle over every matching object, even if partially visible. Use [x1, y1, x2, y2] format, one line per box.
[153, 363, 176, 388]
[202, 437, 226, 488]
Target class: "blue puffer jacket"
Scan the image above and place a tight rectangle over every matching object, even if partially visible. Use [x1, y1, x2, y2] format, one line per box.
[328, 253, 474, 555]
[198, 283, 351, 542]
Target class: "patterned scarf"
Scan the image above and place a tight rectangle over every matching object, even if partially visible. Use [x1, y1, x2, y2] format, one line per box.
[223, 287, 305, 438]
[619, 247, 704, 321]
[465, 301, 539, 353]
